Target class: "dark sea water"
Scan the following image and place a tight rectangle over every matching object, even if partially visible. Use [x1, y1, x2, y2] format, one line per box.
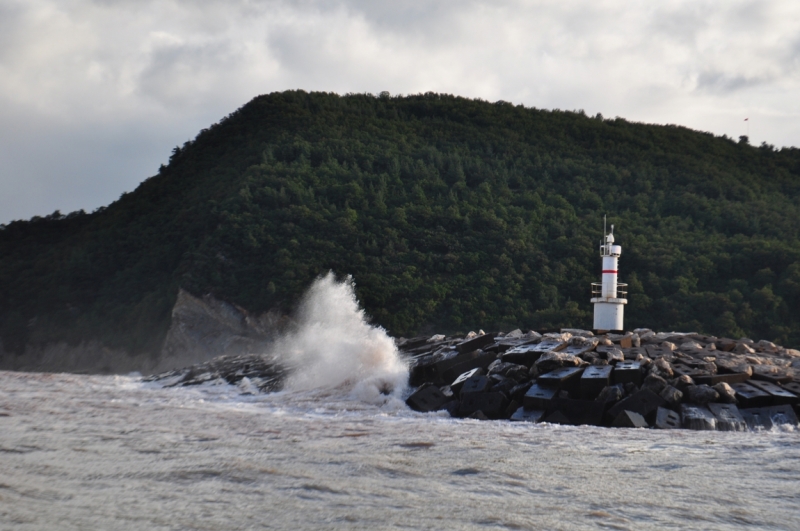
[1, 370, 799, 531]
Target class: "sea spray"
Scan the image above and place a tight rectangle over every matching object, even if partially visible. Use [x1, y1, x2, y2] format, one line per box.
[275, 272, 408, 404]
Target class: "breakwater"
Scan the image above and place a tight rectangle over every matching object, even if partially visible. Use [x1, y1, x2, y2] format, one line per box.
[402, 328, 800, 431]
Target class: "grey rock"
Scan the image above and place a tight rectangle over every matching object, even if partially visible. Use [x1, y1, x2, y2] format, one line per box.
[534, 352, 581, 374]
[713, 382, 737, 403]
[642, 373, 668, 394]
[674, 374, 695, 391]
[652, 358, 674, 378]
[659, 385, 683, 406]
[596, 384, 624, 403]
[686, 384, 719, 405]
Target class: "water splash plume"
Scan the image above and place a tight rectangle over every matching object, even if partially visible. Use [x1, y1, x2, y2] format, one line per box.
[275, 272, 408, 404]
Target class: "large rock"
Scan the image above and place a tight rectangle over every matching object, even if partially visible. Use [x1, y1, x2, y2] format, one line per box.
[158, 289, 282, 373]
[713, 382, 738, 403]
[685, 384, 719, 405]
[534, 352, 581, 374]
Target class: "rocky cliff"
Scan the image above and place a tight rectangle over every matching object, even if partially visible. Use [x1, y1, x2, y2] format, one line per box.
[0, 289, 287, 374]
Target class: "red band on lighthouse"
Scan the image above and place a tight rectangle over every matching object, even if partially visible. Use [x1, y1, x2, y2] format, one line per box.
[602, 270, 618, 274]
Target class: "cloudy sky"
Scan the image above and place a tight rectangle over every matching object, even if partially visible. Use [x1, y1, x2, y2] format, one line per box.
[2, 0, 799, 223]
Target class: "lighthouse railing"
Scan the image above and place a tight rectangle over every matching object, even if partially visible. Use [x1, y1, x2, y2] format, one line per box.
[591, 282, 627, 299]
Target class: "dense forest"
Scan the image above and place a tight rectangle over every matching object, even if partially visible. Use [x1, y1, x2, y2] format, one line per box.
[3, 90, 800, 361]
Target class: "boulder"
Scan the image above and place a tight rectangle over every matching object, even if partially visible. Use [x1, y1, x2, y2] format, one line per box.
[642, 373, 668, 394]
[651, 358, 674, 378]
[685, 384, 719, 405]
[659, 385, 683, 406]
[713, 382, 737, 403]
[674, 374, 695, 391]
[534, 352, 581, 374]
[596, 384, 624, 404]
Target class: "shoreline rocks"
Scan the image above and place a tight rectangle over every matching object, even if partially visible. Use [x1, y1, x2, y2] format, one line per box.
[402, 329, 800, 431]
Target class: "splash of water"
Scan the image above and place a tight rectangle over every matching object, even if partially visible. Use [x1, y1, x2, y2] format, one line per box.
[275, 272, 408, 405]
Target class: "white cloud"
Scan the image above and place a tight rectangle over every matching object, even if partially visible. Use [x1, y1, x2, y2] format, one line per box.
[1, 0, 799, 222]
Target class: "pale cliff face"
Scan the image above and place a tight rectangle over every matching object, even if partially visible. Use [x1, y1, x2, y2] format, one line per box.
[0, 289, 286, 375]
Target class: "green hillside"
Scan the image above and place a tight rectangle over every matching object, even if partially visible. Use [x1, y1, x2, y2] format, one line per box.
[3, 90, 800, 360]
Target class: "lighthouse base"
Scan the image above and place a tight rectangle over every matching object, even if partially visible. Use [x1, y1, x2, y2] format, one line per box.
[591, 299, 626, 332]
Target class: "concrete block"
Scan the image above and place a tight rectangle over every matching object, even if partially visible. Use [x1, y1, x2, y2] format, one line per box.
[438, 350, 498, 385]
[751, 366, 793, 385]
[767, 404, 799, 426]
[681, 404, 717, 430]
[489, 375, 517, 396]
[622, 347, 647, 360]
[694, 372, 751, 386]
[537, 366, 584, 393]
[745, 379, 798, 405]
[529, 339, 568, 353]
[543, 398, 605, 426]
[613, 361, 642, 386]
[597, 346, 624, 363]
[450, 368, 484, 396]
[459, 391, 508, 419]
[456, 333, 497, 354]
[781, 381, 800, 394]
[581, 365, 614, 399]
[672, 363, 712, 380]
[523, 384, 557, 410]
[740, 407, 772, 430]
[469, 410, 490, 420]
[504, 400, 521, 419]
[607, 389, 666, 422]
[738, 405, 798, 430]
[654, 407, 682, 429]
[612, 410, 649, 428]
[731, 382, 773, 408]
[509, 382, 533, 402]
[501, 344, 546, 367]
[510, 407, 545, 423]
[708, 403, 747, 431]
[460, 375, 490, 396]
[541, 409, 572, 425]
[406, 384, 450, 412]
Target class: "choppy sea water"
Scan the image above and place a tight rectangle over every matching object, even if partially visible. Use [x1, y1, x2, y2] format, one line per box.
[1, 370, 799, 531]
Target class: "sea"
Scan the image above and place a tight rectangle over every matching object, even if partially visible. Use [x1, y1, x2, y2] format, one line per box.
[2, 275, 799, 530]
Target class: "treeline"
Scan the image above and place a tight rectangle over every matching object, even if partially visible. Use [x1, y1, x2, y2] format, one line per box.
[3, 90, 800, 359]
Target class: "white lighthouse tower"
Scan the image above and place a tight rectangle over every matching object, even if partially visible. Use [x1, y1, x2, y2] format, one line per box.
[591, 218, 627, 331]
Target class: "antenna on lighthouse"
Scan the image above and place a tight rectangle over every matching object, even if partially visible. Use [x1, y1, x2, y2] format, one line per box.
[591, 218, 627, 332]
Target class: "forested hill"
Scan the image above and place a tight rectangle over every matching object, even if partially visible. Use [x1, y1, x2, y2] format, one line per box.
[3, 90, 800, 361]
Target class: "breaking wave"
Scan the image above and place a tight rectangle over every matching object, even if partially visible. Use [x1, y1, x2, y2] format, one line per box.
[273, 272, 408, 405]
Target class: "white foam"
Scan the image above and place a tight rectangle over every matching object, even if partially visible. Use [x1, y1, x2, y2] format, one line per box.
[274, 272, 408, 404]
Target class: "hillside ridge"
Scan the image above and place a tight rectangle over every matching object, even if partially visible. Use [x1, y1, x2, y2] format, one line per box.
[2, 90, 800, 372]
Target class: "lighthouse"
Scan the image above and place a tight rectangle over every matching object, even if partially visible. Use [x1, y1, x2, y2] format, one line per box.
[591, 219, 627, 331]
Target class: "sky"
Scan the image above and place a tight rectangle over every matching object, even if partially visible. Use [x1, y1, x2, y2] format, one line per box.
[1, 0, 799, 224]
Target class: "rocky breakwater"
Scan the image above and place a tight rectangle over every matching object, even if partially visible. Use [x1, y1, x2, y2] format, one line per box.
[402, 329, 800, 431]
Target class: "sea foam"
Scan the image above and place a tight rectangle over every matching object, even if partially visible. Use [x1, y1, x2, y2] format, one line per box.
[274, 272, 408, 405]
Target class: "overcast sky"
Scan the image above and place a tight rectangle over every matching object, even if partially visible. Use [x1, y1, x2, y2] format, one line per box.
[2, 0, 799, 224]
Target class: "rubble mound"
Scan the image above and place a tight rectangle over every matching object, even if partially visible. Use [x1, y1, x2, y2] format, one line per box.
[144, 354, 287, 393]
[401, 329, 800, 431]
